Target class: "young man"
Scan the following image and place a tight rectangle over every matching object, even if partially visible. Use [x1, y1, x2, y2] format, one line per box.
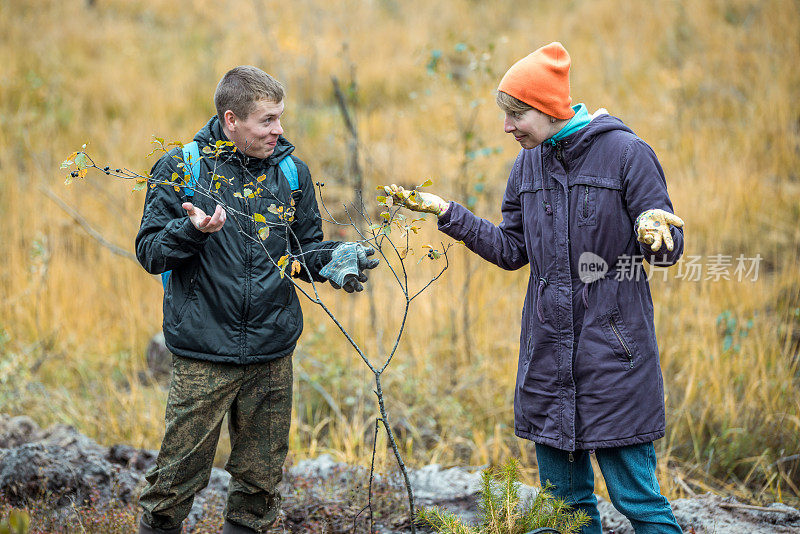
[135, 66, 378, 534]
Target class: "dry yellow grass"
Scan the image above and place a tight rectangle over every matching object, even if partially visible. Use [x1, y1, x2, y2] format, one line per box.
[1, 0, 799, 507]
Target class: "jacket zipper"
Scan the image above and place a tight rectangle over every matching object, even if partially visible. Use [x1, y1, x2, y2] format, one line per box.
[240, 180, 254, 361]
[609, 317, 633, 368]
[554, 141, 569, 173]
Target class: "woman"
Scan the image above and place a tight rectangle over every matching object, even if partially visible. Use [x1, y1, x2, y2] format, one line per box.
[387, 42, 684, 533]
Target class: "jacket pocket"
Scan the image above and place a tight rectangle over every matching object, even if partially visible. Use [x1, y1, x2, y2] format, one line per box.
[570, 175, 622, 227]
[519, 176, 555, 224]
[600, 307, 637, 370]
[177, 262, 201, 317]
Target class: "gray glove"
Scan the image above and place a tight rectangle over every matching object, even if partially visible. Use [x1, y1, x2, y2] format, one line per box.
[319, 242, 380, 293]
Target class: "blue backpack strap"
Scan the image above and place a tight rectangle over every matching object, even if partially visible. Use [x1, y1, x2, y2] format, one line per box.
[278, 155, 299, 191]
[181, 141, 201, 197]
[163, 141, 202, 290]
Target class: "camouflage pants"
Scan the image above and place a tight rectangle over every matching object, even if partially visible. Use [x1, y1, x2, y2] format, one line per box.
[139, 353, 293, 532]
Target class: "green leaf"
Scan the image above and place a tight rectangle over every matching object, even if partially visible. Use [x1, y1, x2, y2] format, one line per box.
[60, 159, 74, 169]
[243, 188, 253, 197]
[202, 146, 213, 154]
[74, 152, 88, 169]
[254, 213, 266, 223]
[258, 227, 269, 240]
[267, 204, 281, 215]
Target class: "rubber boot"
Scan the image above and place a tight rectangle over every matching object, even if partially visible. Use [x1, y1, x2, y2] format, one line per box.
[222, 519, 259, 533]
[138, 517, 183, 534]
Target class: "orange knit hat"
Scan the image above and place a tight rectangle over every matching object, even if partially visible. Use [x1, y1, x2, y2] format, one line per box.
[498, 42, 575, 120]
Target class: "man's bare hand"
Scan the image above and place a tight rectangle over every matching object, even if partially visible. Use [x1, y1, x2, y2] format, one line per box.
[183, 203, 226, 233]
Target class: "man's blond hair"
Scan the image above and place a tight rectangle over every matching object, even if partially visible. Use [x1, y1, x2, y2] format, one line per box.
[214, 66, 285, 123]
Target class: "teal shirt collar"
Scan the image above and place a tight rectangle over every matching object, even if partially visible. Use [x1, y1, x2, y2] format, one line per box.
[545, 103, 590, 145]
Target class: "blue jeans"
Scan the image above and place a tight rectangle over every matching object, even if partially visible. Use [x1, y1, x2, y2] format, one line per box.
[535, 442, 682, 534]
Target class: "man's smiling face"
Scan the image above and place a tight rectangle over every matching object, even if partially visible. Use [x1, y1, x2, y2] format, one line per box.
[225, 99, 285, 159]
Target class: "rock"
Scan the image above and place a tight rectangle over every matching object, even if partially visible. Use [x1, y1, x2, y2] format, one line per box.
[107, 444, 158, 472]
[1, 415, 799, 533]
[0, 439, 143, 508]
[145, 331, 172, 385]
[597, 497, 633, 533]
[0, 415, 42, 448]
[671, 493, 800, 533]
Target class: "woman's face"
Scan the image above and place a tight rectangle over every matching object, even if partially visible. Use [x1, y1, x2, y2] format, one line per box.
[503, 107, 555, 149]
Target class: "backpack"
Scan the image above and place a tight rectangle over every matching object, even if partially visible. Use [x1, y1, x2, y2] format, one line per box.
[161, 141, 300, 289]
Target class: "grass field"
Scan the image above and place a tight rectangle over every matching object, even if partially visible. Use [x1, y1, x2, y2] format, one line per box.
[1, 0, 799, 508]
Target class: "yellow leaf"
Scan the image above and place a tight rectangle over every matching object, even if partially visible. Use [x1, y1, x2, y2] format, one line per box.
[254, 213, 266, 223]
[418, 178, 433, 188]
[257, 174, 266, 182]
[277, 255, 289, 267]
[291, 260, 301, 276]
[258, 227, 269, 240]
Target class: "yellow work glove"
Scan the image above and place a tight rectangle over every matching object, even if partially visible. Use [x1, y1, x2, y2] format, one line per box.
[382, 184, 450, 217]
[635, 209, 685, 252]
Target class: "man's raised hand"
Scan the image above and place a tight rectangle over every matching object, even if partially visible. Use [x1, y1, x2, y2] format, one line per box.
[183, 202, 227, 233]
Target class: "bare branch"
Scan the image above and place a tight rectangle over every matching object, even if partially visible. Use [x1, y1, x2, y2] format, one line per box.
[39, 185, 138, 263]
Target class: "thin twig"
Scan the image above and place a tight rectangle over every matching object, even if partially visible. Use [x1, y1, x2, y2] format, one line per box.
[353, 418, 381, 533]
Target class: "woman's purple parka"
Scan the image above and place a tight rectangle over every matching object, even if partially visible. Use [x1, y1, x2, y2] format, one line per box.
[438, 114, 684, 451]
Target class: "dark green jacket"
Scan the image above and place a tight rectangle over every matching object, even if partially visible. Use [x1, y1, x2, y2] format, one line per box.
[136, 117, 336, 363]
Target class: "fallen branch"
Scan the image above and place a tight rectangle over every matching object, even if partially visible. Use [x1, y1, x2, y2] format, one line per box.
[718, 501, 800, 517]
[39, 185, 137, 262]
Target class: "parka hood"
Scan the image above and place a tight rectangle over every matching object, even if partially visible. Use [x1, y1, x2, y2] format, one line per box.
[551, 113, 635, 161]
